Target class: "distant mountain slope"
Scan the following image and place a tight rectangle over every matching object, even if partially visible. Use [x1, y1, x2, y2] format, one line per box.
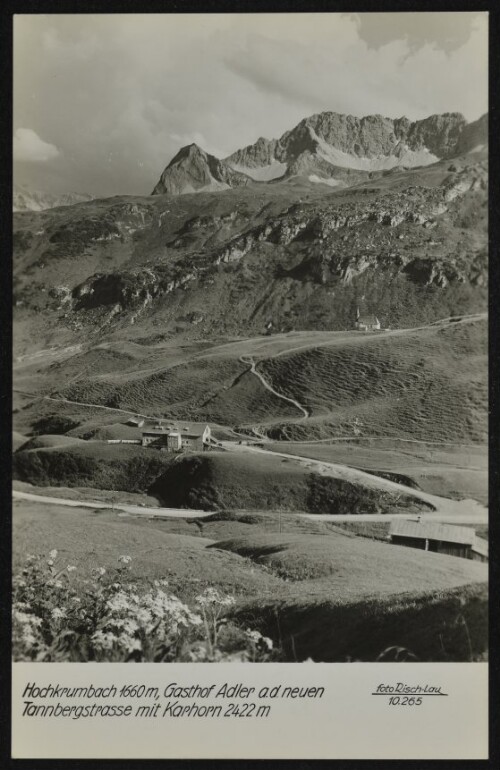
[13, 184, 94, 212]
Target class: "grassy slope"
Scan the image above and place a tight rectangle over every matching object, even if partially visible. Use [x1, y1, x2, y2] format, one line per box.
[234, 582, 487, 662]
[13, 444, 426, 514]
[13, 442, 172, 495]
[12, 500, 284, 602]
[259, 318, 487, 442]
[14, 317, 487, 449]
[267, 440, 488, 503]
[149, 451, 424, 513]
[213, 532, 487, 590]
[19, 434, 87, 451]
[218, 533, 487, 662]
[12, 431, 28, 451]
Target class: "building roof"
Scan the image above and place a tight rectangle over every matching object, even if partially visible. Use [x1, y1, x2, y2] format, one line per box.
[142, 422, 209, 438]
[126, 417, 144, 426]
[389, 519, 475, 546]
[357, 315, 380, 325]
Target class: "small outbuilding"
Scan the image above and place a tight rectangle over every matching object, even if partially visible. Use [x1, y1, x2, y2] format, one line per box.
[126, 417, 145, 428]
[389, 519, 488, 562]
[354, 307, 381, 331]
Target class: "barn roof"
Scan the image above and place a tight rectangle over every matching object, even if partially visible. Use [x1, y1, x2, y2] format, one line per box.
[358, 315, 379, 325]
[389, 519, 475, 545]
[126, 417, 144, 426]
[142, 422, 209, 437]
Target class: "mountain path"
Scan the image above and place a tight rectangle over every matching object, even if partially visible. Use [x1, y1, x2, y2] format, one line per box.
[239, 355, 309, 419]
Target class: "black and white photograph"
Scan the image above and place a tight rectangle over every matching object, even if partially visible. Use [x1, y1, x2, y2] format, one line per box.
[12, 11, 488, 667]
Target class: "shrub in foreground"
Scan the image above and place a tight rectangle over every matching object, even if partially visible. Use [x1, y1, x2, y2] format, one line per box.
[12, 552, 275, 663]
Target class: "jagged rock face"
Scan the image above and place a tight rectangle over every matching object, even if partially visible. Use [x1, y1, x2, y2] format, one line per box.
[226, 111, 488, 182]
[153, 111, 487, 198]
[279, 111, 472, 159]
[151, 143, 251, 196]
[226, 137, 278, 168]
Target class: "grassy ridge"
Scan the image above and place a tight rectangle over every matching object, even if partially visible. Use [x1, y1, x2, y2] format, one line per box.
[149, 452, 423, 513]
[13, 444, 426, 514]
[213, 532, 487, 590]
[13, 442, 171, 494]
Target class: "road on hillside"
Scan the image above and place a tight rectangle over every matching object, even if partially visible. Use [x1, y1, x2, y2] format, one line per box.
[12, 490, 487, 524]
[239, 355, 309, 418]
[12, 490, 209, 518]
[221, 442, 488, 519]
[200, 312, 488, 362]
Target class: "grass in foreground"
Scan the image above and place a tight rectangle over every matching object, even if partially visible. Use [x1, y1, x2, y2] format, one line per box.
[234, 582, 487, 662]
[13, 501, 487, 662]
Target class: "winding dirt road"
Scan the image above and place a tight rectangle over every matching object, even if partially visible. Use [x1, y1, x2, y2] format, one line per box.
[239, 355, 309, 419]
[12, 489, 486, 524]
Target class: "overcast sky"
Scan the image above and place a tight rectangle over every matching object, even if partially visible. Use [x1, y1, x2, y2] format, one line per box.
[13, 12, 488, 197]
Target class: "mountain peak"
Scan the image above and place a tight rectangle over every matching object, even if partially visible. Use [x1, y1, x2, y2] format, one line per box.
[167, 143, 208, 167]
[152, 142, 251, 197]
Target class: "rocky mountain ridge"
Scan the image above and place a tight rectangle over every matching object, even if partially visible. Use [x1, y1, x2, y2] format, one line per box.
[152, 111, 488, 197]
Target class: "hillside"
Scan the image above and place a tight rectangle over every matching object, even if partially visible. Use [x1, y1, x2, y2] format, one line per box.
[13, 141, 487, 358]
[257, 316, 487, 441]
[12, 445, 427, 515]
[13, 315, 485, 447]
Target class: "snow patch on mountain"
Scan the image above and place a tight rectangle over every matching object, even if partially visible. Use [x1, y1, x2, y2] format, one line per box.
[311, 129, 439, 171]
[308, 175, 343, 187]
[228, 161, 287, 181]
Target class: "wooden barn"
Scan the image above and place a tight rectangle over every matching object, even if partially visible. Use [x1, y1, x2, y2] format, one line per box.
[141, 421, 211, 452]
[389, 519, 488, 562]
